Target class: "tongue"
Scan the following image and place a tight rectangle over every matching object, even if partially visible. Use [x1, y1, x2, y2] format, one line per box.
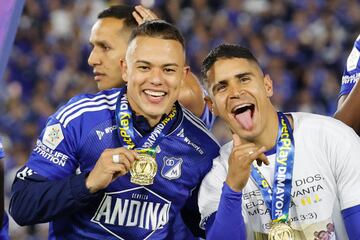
[235, 109, 253, 130]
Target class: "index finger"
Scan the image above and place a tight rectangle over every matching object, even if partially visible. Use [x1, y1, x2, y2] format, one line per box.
[114, 148, 139, 162]
[132, 11, 143, 25]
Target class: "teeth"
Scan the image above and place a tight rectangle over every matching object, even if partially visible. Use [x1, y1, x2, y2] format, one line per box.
[233, 103, 252, 112]
[144, 90, 166, 97]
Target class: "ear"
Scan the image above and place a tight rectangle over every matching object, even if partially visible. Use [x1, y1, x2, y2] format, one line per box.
[120, 59, 128, 83]
[204, 96, 219, 116]
[263, 74, 273, 98]
[182, 66, 190, 82]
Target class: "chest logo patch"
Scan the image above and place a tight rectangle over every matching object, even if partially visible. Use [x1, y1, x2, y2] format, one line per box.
[161, 157, 183, 180]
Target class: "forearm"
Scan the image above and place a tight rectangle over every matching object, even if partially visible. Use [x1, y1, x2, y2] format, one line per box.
[9, 168, 101, 226]
[335, 79, 360, 134]
[205, 182, 246, 240]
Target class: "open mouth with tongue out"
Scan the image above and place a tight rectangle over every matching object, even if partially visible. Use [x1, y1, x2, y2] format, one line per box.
[231, 103, 255, 131]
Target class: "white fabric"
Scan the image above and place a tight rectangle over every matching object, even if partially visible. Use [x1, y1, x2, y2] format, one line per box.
[199, 112, 360, 239]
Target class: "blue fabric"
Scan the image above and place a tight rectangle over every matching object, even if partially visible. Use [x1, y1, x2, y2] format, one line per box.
[0, 0, 25, 82]
[200, 104, 215, 130]
[0, 214, 9, 240]
[205, 183, 246, 240]
[339, 35, 360, 97]
[342, 205, 360, 240]
[0, 138, 9, 240]
[9, 170, 101, 225]
[0, 138, 4, 159]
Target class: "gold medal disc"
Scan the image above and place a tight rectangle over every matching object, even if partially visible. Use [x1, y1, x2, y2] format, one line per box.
[130, 151, 157, 185]
[268, 222, 295, 240]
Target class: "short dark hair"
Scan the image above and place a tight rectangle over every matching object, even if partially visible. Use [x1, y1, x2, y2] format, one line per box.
[128, 20, 185, 49]
[201, 44, 259, 88]
[98, 5, 137, 29]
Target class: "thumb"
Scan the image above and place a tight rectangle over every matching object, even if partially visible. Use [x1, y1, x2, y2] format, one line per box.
[232, 133, 242, 147]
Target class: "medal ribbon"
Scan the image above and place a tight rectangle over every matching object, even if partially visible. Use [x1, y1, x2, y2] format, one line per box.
[115, 87, 177, 150]
[250, 112, 295, 223]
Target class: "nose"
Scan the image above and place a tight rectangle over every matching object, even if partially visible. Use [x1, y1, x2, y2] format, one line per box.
[228, 82, 242, 99]
[149, 68, 163, 85]
[88, 48, 101, 67]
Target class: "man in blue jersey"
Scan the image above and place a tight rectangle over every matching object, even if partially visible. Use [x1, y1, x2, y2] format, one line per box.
[9, 20, 219, 239]
[334, 34, 360, 135]
[88, 5, 214, 237]
[198, 44, 360, 239]
[88, 5, 214, 129]
[0, 138, 9, 239]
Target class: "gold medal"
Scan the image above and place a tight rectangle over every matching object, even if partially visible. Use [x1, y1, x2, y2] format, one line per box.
[130, 149, 157, 185]
[268, 222, 295, 240]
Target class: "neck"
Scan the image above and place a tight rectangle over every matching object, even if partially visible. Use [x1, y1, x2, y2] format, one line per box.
[144, 115, 162, 128]
[241, 108, 294, 151]
[256, 110, 279, 151]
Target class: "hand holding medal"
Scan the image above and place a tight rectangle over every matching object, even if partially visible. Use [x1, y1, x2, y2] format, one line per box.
[85, 147, 139, 193]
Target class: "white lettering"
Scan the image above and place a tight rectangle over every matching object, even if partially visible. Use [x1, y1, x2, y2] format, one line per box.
[93, 196, 170, 231]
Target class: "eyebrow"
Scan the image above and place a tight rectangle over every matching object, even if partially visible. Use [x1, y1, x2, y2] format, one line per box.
[211, 72, 253, 92]
[216, 72, 253, 83]
[135, 60, 179, 67]
[90, 40, 110, 47]
[234, 72, 253, 79]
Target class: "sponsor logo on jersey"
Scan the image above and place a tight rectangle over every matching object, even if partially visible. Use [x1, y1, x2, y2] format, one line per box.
[346, 46, 360, 72]
[342, 72, 360, 85]
[42, 123, 64, 150]
[184, 137, 204, 155]
[16, 167, 35, 180]
[92, 186, 171, 239]
[161, 157, 183, 180]
[96, 125, 118, 140]
[96, 130, 105, 140]
[176, 128, 184, 138]
[34, 140, 69, 167]
[177, 128, 204, 155]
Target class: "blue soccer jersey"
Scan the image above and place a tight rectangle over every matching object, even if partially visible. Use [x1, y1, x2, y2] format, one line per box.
[10, 88, 220, 240]
[0, 138, 9, 240]
[340, 34, 360, 96]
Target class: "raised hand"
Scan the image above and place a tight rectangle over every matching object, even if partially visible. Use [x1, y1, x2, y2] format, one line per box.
[85, 148, 139, 193]
[225, 134, 269, 192]
[132, 5, 158, 25]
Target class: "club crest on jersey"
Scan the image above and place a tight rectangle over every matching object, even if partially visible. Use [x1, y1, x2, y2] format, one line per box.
[42, 123, 64, 150]
[161, 157, 183, 180]
[91, 186, 171, 240]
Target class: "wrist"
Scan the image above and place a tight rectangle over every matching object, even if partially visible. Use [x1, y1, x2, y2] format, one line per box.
[225, 177, 243, 192]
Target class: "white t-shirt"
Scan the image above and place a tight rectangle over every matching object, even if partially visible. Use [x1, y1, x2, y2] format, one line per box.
[199, 112, 360, 240]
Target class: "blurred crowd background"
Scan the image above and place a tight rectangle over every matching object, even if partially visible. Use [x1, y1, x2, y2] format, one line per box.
[1, 0, 359, 239]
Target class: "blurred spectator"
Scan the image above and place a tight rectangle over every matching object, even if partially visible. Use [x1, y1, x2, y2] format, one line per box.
[1, 0, 358, 239]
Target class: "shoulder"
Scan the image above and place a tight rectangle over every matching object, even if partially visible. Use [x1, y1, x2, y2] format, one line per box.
[174, 106, 220, 162]
[291, 112, 358, 141]
[52, 88, 121, 128]
[340, 34, 360, 96]
[181, 106, 219, 147]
